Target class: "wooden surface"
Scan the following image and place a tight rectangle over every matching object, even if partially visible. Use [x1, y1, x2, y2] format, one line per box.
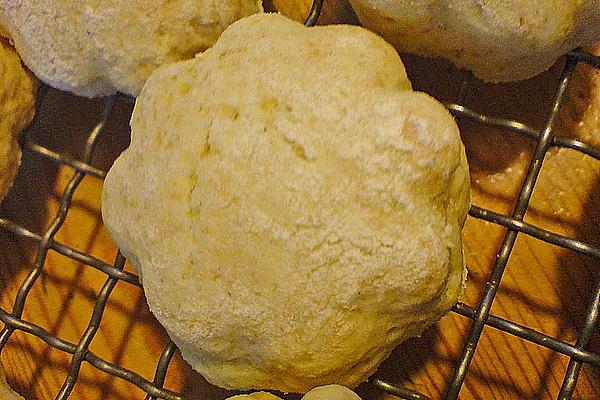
[2, 1, 600, 399]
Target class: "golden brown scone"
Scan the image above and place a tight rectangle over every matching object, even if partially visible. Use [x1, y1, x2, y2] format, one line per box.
[0, 0, 263, 97]
[102, 13, 470, 393]
[0, 37, 36, 203]
[0, 362, 24, 400]
[348, 0, 600, 82]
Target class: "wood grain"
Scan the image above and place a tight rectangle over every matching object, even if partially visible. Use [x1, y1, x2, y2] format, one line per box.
[1, 1, 600, 399]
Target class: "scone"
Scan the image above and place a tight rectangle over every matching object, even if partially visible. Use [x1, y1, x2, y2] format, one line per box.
[102, 13, 470, 393]
[302, 385, 362, 400]
[0, 0, 263, 97]
[0, 362, 24, 400]
[348, 0, 600, 81]
[230, 385, 362, 400]
[0, 37, 36, 203]
[228, 393, 284, 400]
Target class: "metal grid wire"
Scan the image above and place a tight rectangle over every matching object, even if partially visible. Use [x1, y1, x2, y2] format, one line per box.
[2, 1, 600, 399]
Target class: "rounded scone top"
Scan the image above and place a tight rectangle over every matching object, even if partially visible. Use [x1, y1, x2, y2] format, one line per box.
[0, 0, 262, 97]
[102, 13, 470, 393]
[348, 0, 600, 81]
[0, 38, 36, 202]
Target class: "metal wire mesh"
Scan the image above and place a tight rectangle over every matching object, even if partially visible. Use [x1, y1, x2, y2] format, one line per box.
[1, 1, 600, 399]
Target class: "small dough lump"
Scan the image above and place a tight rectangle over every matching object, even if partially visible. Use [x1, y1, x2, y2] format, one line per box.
[227, 393, 284, 400]
[0, 0, 263, 97]
[302, 385, 362, 400]
[0, 37, 36, 202]
[102, 13, 470, 393]
[228, 385, 362, 400]
[348, 0, 600, 81]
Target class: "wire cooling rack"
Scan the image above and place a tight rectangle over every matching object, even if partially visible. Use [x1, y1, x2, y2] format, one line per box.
[2, 1, 600, 399]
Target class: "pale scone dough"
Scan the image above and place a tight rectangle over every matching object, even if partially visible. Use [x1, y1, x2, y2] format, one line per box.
[0, 0, 263, 97]
[302, 385, 362, 400]
[228, 385, 362, 400]
[227, 393, 284, 400]
[102, 13, 470, 393]
[0, 37, 36, 203]
[348, 0, 600, 82]
[0, 362, 24, 400]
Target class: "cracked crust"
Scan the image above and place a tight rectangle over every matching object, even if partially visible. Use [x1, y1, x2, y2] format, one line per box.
[102, 13, 470, 393]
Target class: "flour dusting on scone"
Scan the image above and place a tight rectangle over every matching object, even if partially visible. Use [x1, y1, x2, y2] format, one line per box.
[0, 0, 263, 97]
[102, 13, 470, 393]
[349, 0, 600, 81]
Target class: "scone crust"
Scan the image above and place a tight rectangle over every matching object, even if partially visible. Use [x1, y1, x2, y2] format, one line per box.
[0, 0, 263, 97]
[349, 0, 600, 81]
[0, 37, 36, 202]
[102, 13, 470, 392]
